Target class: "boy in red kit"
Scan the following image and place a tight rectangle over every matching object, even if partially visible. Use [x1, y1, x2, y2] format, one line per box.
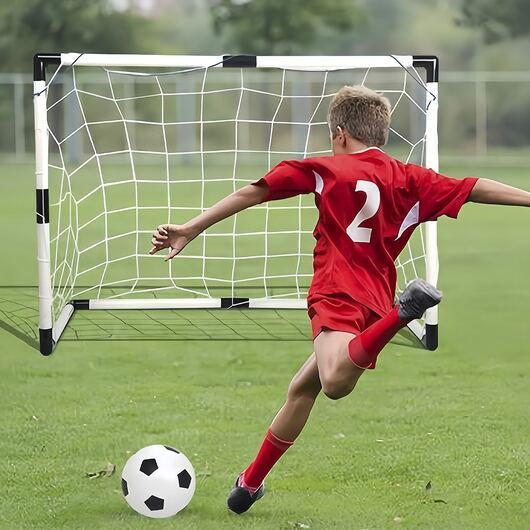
[150, 86, 530, 514]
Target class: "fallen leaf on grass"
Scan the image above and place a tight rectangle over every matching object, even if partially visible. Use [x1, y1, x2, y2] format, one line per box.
[288, 522, 310, 529]
[84, 463, 116, 479]
[424, 480, 447, 504]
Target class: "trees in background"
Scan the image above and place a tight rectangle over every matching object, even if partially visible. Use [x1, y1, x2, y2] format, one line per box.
[209, 0, 361, 55]
[0, 0, 150, 72]
[458, 0, 529, 43]
[0, 0, 528, 152]
[2, 0, 528, 70]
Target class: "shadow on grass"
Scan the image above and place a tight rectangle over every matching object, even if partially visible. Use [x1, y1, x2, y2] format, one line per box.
[0, 287, 39, 350]
[0, 287, 312, 352]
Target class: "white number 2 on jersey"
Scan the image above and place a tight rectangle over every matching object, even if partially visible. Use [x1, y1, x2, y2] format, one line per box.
[346, 180, 381, 243]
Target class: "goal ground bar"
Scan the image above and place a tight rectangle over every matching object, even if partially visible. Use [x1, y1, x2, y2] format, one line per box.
[39, 298, 438, 355]
[75, 298, 306, 310]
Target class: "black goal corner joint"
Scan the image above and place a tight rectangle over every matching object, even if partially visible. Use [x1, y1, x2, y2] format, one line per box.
[412, 55, 439, 83]
[33, 53, 61, 82]
[39, 328, 55, 356]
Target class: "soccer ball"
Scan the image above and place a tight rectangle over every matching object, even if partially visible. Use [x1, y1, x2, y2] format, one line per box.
[121, 444, 196, 518]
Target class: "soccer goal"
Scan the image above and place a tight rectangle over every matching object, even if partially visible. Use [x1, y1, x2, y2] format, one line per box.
[34, 53, 439, 355]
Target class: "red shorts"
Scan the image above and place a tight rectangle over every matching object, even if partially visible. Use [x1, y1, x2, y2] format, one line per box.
[308, 293, 381, 340]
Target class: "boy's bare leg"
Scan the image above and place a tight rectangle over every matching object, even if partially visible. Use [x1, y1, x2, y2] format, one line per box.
[315, 280, 444, 400]
[314, 330, 364, 400]
[228, 280, 442, 513]
[242, 353, 321, 487]
[227, 353, 321, 513]
[228, 335, 365, 515]
[270, 353, 322, 441]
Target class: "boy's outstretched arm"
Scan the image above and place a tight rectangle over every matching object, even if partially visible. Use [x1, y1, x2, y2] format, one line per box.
[469, 178, 530, 206]
[149, 183, 268, 260]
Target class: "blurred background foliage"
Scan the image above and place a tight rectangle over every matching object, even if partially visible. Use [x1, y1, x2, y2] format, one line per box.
[0, 0, 151, 72]
[0, 0, 529, 71]
[210, 0, 360, 55]
[0, 0, 529, 158]
[458, 0, 530, 43]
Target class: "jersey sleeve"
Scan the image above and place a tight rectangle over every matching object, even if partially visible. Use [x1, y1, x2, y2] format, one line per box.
[254, 160, 316, 202]
[408, 164, 479, 222]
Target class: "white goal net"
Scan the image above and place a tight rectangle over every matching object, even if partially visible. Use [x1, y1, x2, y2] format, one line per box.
[34, 54, 439, 354]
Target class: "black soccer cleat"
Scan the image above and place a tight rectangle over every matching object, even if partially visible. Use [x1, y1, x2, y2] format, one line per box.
[227, 474, 265, 514]
[398, 278, 442, 320]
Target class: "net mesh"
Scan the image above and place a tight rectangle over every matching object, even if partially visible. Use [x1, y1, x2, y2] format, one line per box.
[44, 61, 436, 325]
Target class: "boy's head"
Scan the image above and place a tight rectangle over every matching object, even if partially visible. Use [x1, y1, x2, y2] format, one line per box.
[328, 85, 391, 153]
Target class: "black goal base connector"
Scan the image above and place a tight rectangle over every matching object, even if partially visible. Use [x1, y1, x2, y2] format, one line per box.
[221, 297, 250, 309]
[39, 328, 55, 356]
[39, 300, 82, 356]
[422, 323, 438, 351]
[72, 299, 90, 310]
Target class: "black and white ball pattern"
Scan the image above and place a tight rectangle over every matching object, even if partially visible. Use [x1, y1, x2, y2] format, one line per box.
[121, 444, 196, 518]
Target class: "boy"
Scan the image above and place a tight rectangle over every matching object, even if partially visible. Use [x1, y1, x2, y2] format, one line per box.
[149, 86, 530, 514]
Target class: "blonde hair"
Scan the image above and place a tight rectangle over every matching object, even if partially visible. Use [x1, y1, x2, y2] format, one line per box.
[328, 85, 391, 147]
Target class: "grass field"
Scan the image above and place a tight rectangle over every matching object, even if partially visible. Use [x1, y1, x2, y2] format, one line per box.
[0, 161, 529, 529]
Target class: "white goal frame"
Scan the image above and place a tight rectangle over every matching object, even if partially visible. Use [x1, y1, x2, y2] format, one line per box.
[34, 53, 439, 355]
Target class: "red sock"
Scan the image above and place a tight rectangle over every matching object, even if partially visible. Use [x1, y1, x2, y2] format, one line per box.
[348, 306, 407, 369]
[241, 428, 293, 493]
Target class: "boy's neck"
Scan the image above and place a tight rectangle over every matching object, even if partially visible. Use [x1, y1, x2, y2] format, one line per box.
[334, 137, 379, 155]
[348, 138, 370, 153]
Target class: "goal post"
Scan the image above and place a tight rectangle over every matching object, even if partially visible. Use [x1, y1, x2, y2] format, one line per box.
[33, 53, 439, 355]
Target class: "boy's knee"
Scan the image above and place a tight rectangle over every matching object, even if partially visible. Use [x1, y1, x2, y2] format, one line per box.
[320, 376, 353, 400]
[287, 368, 321, 401]
[287, 379, 318, 401]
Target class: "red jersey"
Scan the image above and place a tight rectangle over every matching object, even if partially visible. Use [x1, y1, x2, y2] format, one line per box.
[257, 147, 478, 317]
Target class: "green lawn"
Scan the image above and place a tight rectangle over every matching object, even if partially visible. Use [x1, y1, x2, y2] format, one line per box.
[0, 161, 528, 529]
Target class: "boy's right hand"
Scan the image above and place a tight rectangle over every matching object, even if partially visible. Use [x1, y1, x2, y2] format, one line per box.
[149, 224, 195, 261]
